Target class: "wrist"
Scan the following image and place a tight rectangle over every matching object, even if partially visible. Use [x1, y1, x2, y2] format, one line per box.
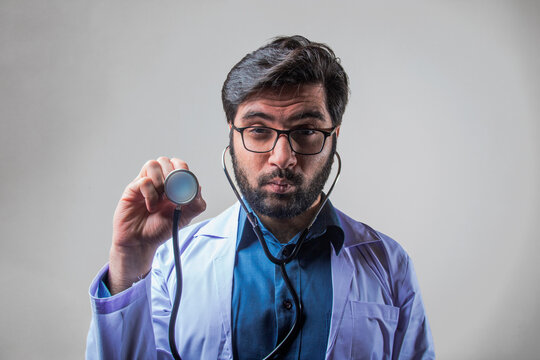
[108, 244, 156, 294]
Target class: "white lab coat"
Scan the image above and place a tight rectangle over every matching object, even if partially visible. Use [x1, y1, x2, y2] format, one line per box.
[86, 203, 434, 359]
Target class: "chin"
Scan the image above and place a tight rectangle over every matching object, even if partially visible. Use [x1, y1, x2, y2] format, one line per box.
[256, 195, 310, 219]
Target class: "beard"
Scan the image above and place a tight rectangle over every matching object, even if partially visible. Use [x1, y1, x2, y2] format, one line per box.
[230, 138, 336, 219]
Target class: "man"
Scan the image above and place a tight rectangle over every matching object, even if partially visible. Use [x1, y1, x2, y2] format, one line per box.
[86, 36, 435, 359]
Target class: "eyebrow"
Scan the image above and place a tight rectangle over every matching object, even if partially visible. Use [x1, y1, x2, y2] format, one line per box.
[241, 110, 326, 123]
[242, 111, 274, 121]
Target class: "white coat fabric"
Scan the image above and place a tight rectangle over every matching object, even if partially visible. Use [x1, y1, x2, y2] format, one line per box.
[86, 203, 435, 359]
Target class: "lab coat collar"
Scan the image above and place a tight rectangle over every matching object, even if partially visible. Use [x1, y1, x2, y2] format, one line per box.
[195, 202, 381, 248]
[195, 202, 241, 239]
[334, 208, 383, 248]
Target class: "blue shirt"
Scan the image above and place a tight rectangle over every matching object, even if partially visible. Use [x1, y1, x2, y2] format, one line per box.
[232, 202, 344, 359]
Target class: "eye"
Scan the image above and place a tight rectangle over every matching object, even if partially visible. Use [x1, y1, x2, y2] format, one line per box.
[293, 129, 317, 136]
[248, 127, 271, 133]
[245, 127, 274, 138]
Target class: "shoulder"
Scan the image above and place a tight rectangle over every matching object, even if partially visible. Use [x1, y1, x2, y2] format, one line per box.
[334, 207, 409, 260]
[334, 208, 412, 296]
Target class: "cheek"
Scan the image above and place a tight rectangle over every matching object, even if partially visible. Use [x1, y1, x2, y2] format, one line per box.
[299, 153, 332, 182]
[231, 132, 242, 152]
[235, 151, 266, 182]
[247, 155, 267, 174]
[299, 154, 325, 172]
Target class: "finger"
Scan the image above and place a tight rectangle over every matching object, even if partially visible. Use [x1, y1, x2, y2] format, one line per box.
[170, 158, 189, 171]
[141, 160, 165, 195]
[157, 156, 174, 179]
[138, 177, 161, 212]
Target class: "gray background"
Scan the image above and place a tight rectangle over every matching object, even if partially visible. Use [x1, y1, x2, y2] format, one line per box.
[1, 1, 539, 359]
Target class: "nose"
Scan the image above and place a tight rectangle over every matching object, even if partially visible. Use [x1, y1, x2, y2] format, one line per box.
[268, 134, 297, 169]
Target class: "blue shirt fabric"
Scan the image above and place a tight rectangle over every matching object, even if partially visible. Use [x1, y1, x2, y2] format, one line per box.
[232, 202, 344, 360]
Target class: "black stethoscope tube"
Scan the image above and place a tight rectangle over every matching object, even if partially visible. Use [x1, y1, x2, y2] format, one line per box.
[167, 146, 341, 360]
[221, 146, 341, 359]
[169, 207, 183, 360]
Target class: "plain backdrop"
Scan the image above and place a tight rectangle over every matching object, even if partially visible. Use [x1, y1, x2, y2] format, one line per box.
[1, 1, 539, 359]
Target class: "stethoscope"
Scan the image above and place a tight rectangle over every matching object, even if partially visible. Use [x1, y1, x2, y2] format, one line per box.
[163, 146, 341, 360]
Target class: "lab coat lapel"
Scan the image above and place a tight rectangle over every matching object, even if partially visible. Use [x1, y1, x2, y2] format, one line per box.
[326, 209, 382, 358]
[327, 247, 354, 357]
[213, 254, 235, 358]
[198, 203, 240, 358]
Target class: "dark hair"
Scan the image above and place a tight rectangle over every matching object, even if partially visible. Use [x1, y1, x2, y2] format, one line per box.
[221, 35, 349, 126]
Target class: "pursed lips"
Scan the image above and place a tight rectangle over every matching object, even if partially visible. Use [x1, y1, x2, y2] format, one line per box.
[264, 178, 295, 193]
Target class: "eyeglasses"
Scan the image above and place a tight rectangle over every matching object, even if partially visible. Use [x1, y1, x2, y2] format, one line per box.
[231, 124, 337, 155]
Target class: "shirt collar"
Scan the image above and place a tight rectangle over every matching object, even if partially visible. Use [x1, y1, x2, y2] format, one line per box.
[238, 198, 345, 255]
[308, 199, 344, 255]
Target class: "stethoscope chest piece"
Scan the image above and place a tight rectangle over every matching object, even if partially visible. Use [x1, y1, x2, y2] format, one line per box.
[164, 169, 199, 206]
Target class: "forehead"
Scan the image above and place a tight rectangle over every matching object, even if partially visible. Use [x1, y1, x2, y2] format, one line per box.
[235, 84, 331, 125]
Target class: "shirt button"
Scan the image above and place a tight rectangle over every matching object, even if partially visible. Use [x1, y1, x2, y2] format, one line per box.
[283, 299, 293, 310]
[282, 245, 293, 257]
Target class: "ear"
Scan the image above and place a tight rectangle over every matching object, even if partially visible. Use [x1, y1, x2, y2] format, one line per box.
[228, 121, 232, 130]
[335, 125, 340, 138]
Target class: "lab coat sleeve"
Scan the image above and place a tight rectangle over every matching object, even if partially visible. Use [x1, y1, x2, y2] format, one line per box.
[391, 256, 435, 360]
[85, 264, 173, 360]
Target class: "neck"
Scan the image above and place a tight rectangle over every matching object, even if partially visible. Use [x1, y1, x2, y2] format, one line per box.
[255, 195, 323, 244]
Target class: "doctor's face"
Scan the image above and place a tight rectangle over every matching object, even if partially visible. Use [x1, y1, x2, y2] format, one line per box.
[229, 84, 338, 219]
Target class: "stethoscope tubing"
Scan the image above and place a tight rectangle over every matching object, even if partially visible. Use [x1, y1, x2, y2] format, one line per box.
[169, 207, 184, 360]
[221, 146, 342, 266]
[221, 146, 341, 359]
[167, 146, 342, 360]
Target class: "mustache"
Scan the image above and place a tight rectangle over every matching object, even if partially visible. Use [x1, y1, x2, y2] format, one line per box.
[257, 169, 304, 187]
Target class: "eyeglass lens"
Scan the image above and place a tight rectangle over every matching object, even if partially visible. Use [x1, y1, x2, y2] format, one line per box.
[242, 127, 326, 154]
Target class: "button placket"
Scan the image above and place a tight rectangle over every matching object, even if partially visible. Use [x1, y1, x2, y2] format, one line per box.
[274, 246, 300, 344]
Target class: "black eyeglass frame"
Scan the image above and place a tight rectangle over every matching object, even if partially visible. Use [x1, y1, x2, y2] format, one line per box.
[231, 124, 337, 155]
